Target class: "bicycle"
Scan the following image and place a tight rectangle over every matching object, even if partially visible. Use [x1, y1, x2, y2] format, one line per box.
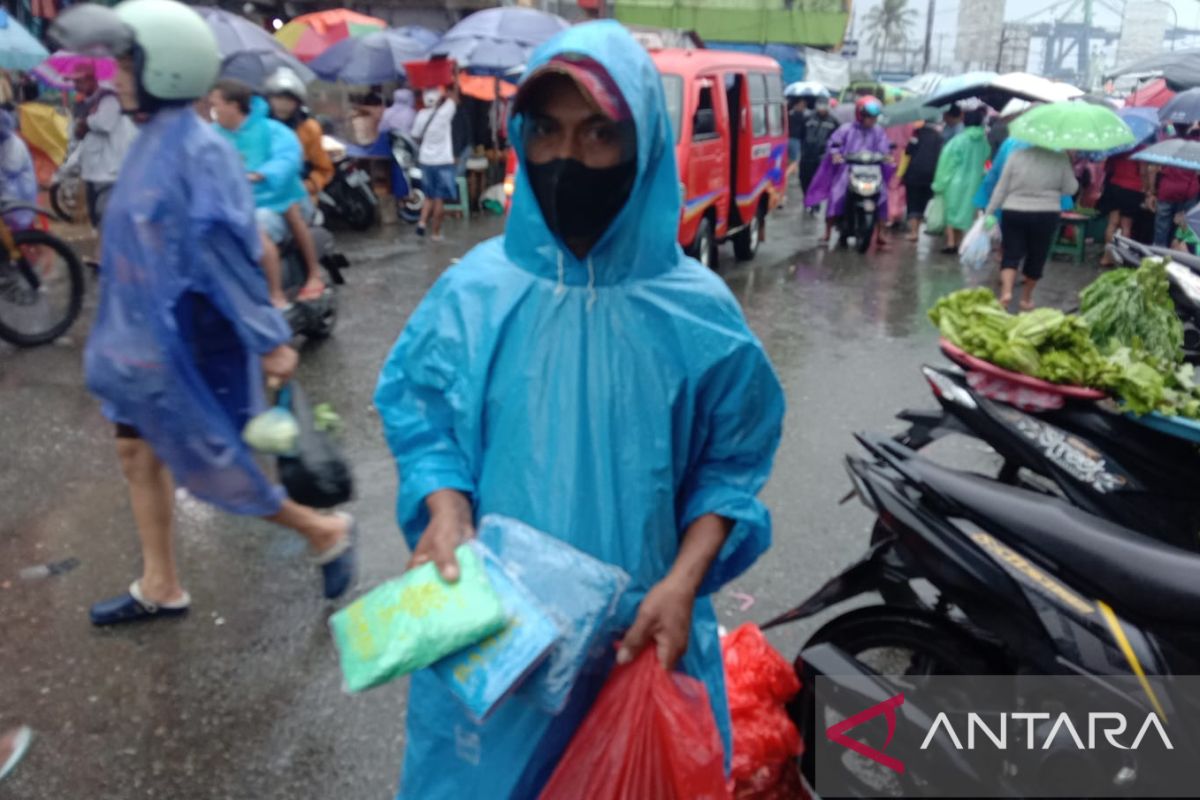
[0, 199, 85, 347]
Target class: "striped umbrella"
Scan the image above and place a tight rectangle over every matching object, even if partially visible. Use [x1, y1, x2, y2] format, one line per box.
[275, 9, 386, 63]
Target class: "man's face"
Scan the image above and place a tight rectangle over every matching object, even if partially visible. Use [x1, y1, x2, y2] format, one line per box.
[114, 57, 136, 112]
[816, 103, 828, 116]
[268, 94, 298, 120]
[73, 72, 97, 98]
[861, 114, 878, 129]
[944, 112, 961, 126]
[209, 90, 244, 131]
[524, 75, 623, 169]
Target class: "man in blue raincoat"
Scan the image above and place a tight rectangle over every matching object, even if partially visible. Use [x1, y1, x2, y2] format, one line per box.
[49, 0, 357, 627]
[375, 21, 785, 798]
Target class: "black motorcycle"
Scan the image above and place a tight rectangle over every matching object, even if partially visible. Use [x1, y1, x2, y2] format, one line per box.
[318, 157, 377, 232]
[840, 151, 887, 253]
[279, 223, 347, 340]
[764, 434, 1200, 796]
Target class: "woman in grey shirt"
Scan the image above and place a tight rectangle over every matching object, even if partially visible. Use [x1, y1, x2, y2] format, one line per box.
[985, 145, 1078, 310]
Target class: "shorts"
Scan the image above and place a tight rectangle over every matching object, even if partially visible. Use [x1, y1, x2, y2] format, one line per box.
[421, 163, 459, 201]
[905, 184, 933, 219]
[256, 197, 314, 245]
[999, 209, 1060, 281]
[1098, 184, 1144, 217]
[85, 181, 112, 228]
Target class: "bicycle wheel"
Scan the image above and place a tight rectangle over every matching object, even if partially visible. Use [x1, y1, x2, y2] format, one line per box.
[0, 230, 85, 347]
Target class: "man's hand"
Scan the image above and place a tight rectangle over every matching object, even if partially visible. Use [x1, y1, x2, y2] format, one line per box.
[261, 345, 298, 390]
[247, 172, 265, 183]
[617, 575, 696, 671]
[410, 489, 474, 582]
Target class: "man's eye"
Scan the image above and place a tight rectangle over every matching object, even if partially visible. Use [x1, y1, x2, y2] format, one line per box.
[585, 125, 618, 144]
[531, 118, 556, 137]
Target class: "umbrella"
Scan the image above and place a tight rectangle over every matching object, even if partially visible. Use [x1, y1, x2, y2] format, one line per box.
[276, 9, 386, 63]
[880, 95, 944, 126]
[431, 7, 568, 73]
[1108, 49, 1200, 91]
[990, 73, 1083, 103]
[1160, 88, 1200, 124]
[1088, 107, 1161, 160]
[31, 52, 116, 89]
[0, 8, 49, 70]
[921, 70, 999, 108]
[1127, 78, 1175, 109]
[309, 28, 435, 84]
[193, 7, 315, 89]
[1133, 138, 1200, 170]
[784, 80, 829, 99]
[1008, 101, 1135, 152]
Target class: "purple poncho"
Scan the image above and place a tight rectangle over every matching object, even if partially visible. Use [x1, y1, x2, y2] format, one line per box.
[804, 121, 894, 219]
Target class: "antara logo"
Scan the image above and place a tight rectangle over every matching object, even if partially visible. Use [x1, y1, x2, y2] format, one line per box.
[920, 711, 1174, 751]
[826, 693, 906, 774]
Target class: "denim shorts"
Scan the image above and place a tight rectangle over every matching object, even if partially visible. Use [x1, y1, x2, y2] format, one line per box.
[255, 198, 313, 244]
[421, 163, 459, 201]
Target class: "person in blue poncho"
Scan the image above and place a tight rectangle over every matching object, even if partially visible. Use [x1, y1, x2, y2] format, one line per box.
[49, 0, 357, 627]
[375, 21, 785, 799]
[210, 78, 326, 308]
[0, 109, 37, 231]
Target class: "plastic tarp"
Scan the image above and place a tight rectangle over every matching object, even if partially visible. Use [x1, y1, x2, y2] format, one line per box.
[374, 19, 785, 800]
[85, 107, 292, 516]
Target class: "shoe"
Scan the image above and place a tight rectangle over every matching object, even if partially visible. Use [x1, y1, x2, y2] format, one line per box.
[90, 581, 190, 626]
[313, 513, 357, 600]
[940, 246, 958, 255]
[415, 224, 426, 238]
[431, 234, 445, 243]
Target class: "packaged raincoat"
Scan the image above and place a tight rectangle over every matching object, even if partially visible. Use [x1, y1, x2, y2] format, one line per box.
[803, 120, 894, 219]
[214, 95, 308, 214]
[0, 110, 37, 230]
[931, 124, 990, 231]
[85, 107, 292, 516]
[374, 20, 785, 800]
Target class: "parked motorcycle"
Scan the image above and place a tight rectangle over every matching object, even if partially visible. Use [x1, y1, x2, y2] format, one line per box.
[390, 132, 424, 224]
[279, 222, 348, 340]
[764, 433, 1200, 796]
[1110, 234, 1200, 360]
[317, 155, 376, 232]
[840, 151, 887, 253]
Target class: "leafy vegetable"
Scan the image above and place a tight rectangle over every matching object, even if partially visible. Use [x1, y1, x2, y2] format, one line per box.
[1080, 257, 1183, 363]
[928, 286, 1200, 419]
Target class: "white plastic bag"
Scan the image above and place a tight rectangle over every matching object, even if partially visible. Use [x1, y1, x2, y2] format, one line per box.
[959, 216, 996, 272]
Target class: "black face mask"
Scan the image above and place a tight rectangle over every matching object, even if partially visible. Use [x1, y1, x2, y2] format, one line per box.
[525, 157, 637, 249]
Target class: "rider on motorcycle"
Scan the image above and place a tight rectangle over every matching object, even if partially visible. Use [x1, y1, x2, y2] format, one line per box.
[264, 67, 333, 206]
[0, 109, 36, 231]
[805, 95, 894, 247]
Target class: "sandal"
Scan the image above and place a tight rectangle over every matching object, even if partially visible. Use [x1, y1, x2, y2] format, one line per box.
[90, 581, 191, 627]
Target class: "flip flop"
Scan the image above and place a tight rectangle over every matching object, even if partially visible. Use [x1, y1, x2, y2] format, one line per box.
[89, 581, 190, 627]
[0, 726, 32, 782]
[296, 283, 327, 302]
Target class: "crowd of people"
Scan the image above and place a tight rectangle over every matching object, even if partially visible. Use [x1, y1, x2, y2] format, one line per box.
[785, 89, 1200, 309]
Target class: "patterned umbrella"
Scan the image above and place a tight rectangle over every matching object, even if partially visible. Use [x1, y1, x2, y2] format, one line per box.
[1008, 101, 1135, 152]
[1160, 87, 1200, 125]
[31, 52, 116, 89]
[309, 27, 436, 84]
[431, 7, 567, 73]
[1133, 138, 1200, 170]
[0, 8, 49, 70]
[275, 9, 386, 63]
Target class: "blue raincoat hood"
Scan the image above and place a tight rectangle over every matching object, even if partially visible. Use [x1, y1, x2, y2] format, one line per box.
[505, 20, 680, 286]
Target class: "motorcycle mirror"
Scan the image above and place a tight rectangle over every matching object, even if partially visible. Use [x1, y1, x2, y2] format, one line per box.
[49, 5, 134, 57]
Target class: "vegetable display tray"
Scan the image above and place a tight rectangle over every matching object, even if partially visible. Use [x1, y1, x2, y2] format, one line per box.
[939, 339, 1108, 400]
[1128, 412, 1200, 444]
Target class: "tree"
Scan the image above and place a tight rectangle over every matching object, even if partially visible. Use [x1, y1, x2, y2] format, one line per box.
[863, 0, 919, 70]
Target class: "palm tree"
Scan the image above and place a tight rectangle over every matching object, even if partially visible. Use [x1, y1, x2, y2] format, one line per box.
[863, 0, 919, 70]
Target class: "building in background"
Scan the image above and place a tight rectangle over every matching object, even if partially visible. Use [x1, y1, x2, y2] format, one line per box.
[997, 23, 1032, 73]
[1116, 1, 1171, 66]
[955, 0, 1006, 71]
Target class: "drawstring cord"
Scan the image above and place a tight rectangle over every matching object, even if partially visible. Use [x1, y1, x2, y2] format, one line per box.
[555, 250, 566, 297]
[586, 257, 597, 310]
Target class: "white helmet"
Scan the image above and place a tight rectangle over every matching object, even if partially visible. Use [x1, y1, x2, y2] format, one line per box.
[265, 67, 307, 104]
[50, 0, 219, 108]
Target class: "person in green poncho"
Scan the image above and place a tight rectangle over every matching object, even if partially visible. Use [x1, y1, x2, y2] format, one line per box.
[931, 107, 990, 254]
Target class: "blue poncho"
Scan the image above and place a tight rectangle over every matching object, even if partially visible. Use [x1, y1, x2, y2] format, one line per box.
[85, 107, 291, 516]
[214, 96, 308, 214]
[375, 20, 785, 799]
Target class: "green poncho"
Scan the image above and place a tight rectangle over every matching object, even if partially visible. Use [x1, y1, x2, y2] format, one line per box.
[932, 126, 990, 231]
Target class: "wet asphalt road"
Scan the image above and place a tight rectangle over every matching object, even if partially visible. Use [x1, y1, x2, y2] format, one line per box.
[0, 198, 1103, 799]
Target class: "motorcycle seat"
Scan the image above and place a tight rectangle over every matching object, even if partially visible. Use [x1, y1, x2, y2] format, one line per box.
[904, 452, 1200, 624]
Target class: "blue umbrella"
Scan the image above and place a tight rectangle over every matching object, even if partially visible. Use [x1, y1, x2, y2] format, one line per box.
[192, 7, 314, 89]
[1089, 107, 1161, 160]
[1133, 138, 1200, 170]
[1160, 87, 1200, 124]
[431, 7, 567, 73]
[0, 9, 49, 70]
[309, 28, 435, 84]
[921, 70, 1000, 108]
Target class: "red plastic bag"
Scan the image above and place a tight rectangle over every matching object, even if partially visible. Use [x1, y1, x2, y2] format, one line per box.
[722, 624, 803, 798]
[540, 649, 730, 800]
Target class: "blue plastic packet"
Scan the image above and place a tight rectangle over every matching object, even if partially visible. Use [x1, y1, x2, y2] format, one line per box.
[477, 515, 630, 715]
[432, 542, 561, 722]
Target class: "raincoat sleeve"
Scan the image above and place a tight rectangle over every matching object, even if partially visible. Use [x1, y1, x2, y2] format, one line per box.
[678, 335, 784, 595]
[189, 139, 292, 355]
[375, 277, 476, 548]
[931, 137, 961, 196]
[257, 122, 303, 196]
